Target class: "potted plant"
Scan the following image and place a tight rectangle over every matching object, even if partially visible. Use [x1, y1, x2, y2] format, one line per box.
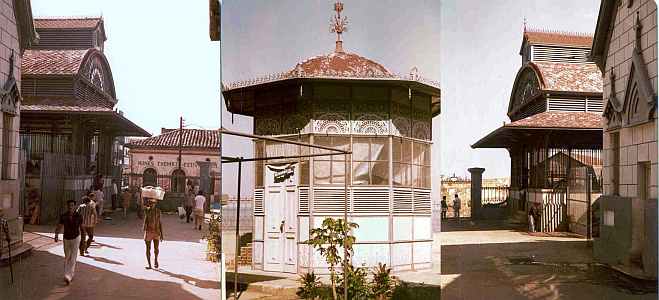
[204, 214, 222, 262]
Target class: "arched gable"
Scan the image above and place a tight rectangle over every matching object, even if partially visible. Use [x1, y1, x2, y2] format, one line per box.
[77, 49, 116, 99]
[507, 62, 545, 117]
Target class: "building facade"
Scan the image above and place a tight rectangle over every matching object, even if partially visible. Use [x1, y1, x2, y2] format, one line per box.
[126, 128, 221, 199]
[473, 29, 604, 233]
[19, 16, 149, 223]
[222, 3, 441, 274]
[591, 0, 657, 279]
[0, 0, 37, 254]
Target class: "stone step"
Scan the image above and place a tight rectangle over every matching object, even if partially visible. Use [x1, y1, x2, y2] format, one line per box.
[0, 242, 33, 265]
[245, 278, 299, 298]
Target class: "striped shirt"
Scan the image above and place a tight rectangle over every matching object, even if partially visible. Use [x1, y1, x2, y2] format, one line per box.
[77, 201, 96, 227]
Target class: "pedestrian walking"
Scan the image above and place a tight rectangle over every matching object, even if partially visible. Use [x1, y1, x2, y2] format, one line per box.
[133, 187, 143, 219]
[453, 194, 461, 219]
[184, 188, 194, 223]
[143, 199, 163, 269]
[111, 181, 118, 211]
[121, 188, 131, 219]
[441, 196, 448, 219]
[54, 200, 83, 285]
[194, 191, 206, 230]
[93, 187, 105, 219]
[77, 195, 97, 256]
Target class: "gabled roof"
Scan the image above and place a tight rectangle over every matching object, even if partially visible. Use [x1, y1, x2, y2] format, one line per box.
[22, 49, 89, 75]
[523, 29, 593, 48]
[591, 0, 618, 71]
[531, 61, 603, 93]
[127, 129, 220, 150]
[34, 16, 102, 29]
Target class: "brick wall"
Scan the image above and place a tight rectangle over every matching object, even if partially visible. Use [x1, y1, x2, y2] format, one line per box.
[602, 0, 658, 200]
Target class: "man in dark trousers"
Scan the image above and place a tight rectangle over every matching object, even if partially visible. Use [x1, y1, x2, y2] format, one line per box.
[54, 200, 83, 285]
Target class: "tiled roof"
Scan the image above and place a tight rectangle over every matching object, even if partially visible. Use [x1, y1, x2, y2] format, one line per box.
[506, 112, 602, 129]
[524, 29, 593, 48]
[127, 129, 220, 150]
[21, 95, 114, 112]
[290, 51, 393, 78]
[22, 49, 89, 75]
[531, 61, 603, 93]
[34, 17, 101, 29]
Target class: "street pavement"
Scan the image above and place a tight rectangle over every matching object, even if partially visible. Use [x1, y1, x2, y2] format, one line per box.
[1, 210, 223, 300]
[440, 219, 658, 300]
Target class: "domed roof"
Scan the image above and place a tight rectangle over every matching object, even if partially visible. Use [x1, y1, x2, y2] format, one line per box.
[290, 51, 394, 78]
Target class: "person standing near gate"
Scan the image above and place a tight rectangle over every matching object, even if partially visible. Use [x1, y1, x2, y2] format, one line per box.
[453, 194, 461, 220]
[143, 198, 163, 269]
[54, 200, 83, 285]
[441, 196, 448, 219]
[194, 190, 206, 230]
[121, 188, 132, 219]
[528, 204, 537, 232]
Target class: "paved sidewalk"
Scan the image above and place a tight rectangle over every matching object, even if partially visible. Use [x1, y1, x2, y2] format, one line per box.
[0, 211, 224, 300]
[441, 219, 657, 300]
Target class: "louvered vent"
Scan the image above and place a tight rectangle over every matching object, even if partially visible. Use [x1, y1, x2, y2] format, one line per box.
[586, 99, 604, 113]
[393, 188, 413, 214]
[352, 187, 389, 214]
[413, 189, 432, 214]
[313, 187, 348, 214]
[254, 189, 264, 215]
[299, 187, 309, 215]
[547, 98, 587, 112]
[532, 46, 590, 63]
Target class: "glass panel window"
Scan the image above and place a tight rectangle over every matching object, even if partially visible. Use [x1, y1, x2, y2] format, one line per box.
[371, 161, 389, 185]
[352, 137, 370, 161]
[300, 160, 310, 185]
[314, 160, 331, 184]
[2, 113, 13, 180]
[352, 161, 369, 185]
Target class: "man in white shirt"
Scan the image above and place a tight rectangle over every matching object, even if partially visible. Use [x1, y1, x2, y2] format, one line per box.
[194, 191, 206, 231]
[94, 188, 105, 220]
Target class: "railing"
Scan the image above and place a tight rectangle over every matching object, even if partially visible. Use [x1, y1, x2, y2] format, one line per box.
[481, 186, 510, 206]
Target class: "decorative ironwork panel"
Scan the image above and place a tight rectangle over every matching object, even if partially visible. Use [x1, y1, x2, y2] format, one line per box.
[313, 112, 350, 134]
[254, 117, 282, 136]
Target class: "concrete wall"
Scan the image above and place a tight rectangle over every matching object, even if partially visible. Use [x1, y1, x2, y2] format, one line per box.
[0, 0, 22, 245]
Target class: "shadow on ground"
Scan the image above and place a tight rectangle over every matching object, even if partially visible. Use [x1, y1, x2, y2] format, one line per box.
[1, 250, 210, 300]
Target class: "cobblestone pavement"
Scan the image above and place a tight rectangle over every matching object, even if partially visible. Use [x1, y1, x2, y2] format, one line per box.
[0, 211, 226, 300]
[441, 219, 658, 300]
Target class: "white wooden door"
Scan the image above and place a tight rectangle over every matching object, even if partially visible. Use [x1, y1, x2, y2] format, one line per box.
[264, 163, 298, 273]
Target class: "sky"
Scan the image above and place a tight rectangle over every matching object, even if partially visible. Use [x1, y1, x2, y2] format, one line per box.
[29, 1, 603, 196]
[220, 0, 441, 196]
[440, 0, 600, 179]
[31, 0, 221, 135]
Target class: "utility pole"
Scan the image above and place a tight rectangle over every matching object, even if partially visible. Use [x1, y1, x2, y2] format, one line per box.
[178, 116, 184, 191]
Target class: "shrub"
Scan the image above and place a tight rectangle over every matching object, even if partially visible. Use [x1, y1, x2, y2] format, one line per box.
[297, 272, 322, 299]
[336, 264, 371, 300]
[371, 263, 396, 299]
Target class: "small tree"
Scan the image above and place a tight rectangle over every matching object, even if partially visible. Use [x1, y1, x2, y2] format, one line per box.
[296, 272, 322, 299]
[306, 218, 358, 300]
[204, 214, 222, 262]
[370, 263, 396, 300]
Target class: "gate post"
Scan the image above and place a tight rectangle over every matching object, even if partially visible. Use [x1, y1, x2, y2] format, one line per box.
[468, 168, 485, 219]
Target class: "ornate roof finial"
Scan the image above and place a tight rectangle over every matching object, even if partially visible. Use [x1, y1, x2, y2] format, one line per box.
[523, 17, 527, 32]
[330, 1, 348, 53]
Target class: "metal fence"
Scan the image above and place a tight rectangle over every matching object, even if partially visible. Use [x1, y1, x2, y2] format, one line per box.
[481, 186, 509, 205]
[220, 198, 253, 232]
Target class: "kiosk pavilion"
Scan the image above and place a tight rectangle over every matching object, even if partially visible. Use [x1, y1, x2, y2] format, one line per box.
[473, 29, 604, 233]
[221, 3, 440, 273]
